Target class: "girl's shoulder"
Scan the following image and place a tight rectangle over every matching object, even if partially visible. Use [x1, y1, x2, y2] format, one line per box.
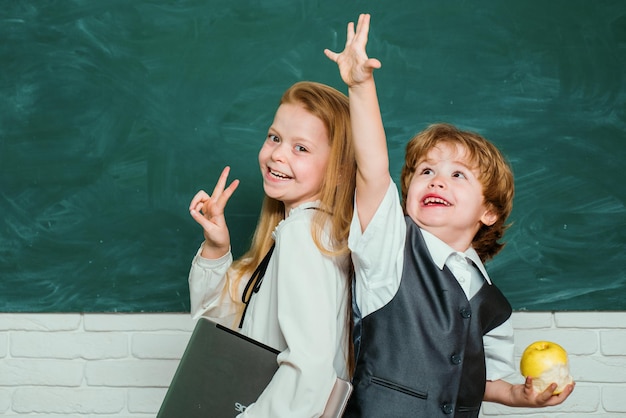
[273, 202, 327, 244]
[275, 202, 320, 230]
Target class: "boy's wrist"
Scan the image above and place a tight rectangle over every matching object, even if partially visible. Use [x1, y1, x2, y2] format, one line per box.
[348, 77, 376, 91]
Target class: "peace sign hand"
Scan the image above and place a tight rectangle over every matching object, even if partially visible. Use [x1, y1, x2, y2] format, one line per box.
[189, 166, 240, 259]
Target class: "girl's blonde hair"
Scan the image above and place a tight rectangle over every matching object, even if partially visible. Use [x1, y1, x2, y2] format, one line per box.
[229, 81, 356, 371]
[400, 123, 514, 261]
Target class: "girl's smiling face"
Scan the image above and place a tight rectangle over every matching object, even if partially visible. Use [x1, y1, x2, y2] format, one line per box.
[405, 141, 497, 251]
[258, 103, 331, 214]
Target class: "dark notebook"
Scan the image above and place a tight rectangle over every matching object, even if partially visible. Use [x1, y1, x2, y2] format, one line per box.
[158, 317, 352, 417]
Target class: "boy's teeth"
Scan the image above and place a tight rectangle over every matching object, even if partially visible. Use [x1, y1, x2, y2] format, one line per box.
[424, 197, 450, 206]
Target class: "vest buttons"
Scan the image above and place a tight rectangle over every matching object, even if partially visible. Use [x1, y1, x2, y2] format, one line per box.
[441, 402, 454, 414]
[450, 354, 462, 365]
[459, 307, 472, 318]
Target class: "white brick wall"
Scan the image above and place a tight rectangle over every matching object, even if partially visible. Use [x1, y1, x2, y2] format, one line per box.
[1, 312, 625, 417]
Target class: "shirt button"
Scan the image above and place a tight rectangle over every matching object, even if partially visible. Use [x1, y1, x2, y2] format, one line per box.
[450, 354, 462, 365]
[460, 307, 472, 318]
[441, 403, 454, 414]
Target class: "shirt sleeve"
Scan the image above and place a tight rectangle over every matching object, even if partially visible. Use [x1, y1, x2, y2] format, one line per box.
[349, 180, 406, 318]
[483, 318, 516, 381]
[187, 244, 240, 326]
[240, 216, 344, 417]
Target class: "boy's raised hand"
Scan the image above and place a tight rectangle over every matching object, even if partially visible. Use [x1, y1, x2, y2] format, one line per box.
[324, 13, 381, 87]
[189, 166, 240, 259]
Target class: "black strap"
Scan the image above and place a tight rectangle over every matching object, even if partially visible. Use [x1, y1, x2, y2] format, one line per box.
[238, 243, 275, 328]
[237, 207, 320, 329]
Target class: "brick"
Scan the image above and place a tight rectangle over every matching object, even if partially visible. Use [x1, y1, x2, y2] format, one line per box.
[85, 359, 178, 387]
[12, 387, 124, 414]
[0, 332, 7, 357]
[514, 330, 598, 357]
[571, 356, 626, 383]
[0, 311, 624, 418]
[555, 312, 626, 329]
[0, 388, 10, 413]
[600, 330, 626, 356]
[510, 312, 554, 329]
[84, 314, 193, 332]
[0, 359, 83, 386]
[1, 415, 124, 418]
[11, 331, 128, 360]
[131, 333, 190, 359]
[128, 388, 168, 413]
[0, 314, 81, 331]
[602, 385, 626, 413]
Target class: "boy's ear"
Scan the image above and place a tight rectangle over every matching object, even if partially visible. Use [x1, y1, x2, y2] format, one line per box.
[481, 207, 498, 227]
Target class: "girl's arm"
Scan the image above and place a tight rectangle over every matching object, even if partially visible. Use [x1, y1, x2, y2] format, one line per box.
[188, 166, 241, 321]
[188, 249, 239, 322]
[325, 14, 389, 232]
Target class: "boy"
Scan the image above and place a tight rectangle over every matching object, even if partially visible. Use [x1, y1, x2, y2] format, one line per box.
[325, 14, 574, 417]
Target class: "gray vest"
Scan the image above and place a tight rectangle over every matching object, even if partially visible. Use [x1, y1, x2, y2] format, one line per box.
[345, 217, 512, 418]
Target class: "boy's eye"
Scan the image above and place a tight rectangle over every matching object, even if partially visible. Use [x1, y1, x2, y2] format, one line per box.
[452, 171, 467, 179]
[421, 168, 433, 175]
[294, 145, 308, 152]
[268, 134, 280, 143]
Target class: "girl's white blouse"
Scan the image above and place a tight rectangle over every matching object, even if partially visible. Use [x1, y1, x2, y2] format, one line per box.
[188, 201, 350, 417]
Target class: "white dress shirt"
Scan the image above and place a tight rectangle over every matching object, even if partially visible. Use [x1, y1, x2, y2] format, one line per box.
[349, 180, 515, 381]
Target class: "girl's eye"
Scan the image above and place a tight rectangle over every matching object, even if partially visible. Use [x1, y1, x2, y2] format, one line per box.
[268, 134, 280, 143]
[421, 168, 434, 175]
[294, 145, 308, 152]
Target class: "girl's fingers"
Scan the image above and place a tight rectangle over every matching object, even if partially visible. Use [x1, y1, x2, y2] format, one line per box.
[210, 166, 231, 202]
[214, 178, 240, 211]
[189, 166, 238, 216]
[189, 190, 209, 212]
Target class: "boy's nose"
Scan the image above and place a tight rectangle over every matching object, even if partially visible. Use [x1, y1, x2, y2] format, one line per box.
[429, 176, 445, 188]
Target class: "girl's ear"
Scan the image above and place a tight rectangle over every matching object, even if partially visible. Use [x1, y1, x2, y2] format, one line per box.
[480, 207, 498, 227]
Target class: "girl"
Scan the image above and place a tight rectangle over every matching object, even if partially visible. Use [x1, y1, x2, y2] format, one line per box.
[187, 81, 356, 417]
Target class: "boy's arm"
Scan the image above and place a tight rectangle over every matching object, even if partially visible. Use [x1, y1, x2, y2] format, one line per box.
[484, 377, 575, 407]
[325, 14, 389, 231]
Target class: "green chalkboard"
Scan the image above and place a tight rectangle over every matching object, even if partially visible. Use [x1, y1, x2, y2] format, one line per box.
[1, 1, 625, 312]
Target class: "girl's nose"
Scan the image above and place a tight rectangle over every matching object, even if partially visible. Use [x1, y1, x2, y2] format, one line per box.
[270, 144, 286, 162]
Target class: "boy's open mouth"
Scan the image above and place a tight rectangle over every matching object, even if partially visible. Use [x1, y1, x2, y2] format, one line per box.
[423, 196, 451, 206]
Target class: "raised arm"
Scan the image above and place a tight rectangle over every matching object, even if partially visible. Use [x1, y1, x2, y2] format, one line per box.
[325, 14, 389, 231]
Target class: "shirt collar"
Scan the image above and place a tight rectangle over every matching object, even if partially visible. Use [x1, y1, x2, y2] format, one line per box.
[420, 228, 492, 285]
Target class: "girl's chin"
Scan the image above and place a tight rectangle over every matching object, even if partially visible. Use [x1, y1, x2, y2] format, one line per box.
[262, 185, 282, 201]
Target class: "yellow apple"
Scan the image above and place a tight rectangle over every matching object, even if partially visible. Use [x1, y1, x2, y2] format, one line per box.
[520, 340, 573, 394]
